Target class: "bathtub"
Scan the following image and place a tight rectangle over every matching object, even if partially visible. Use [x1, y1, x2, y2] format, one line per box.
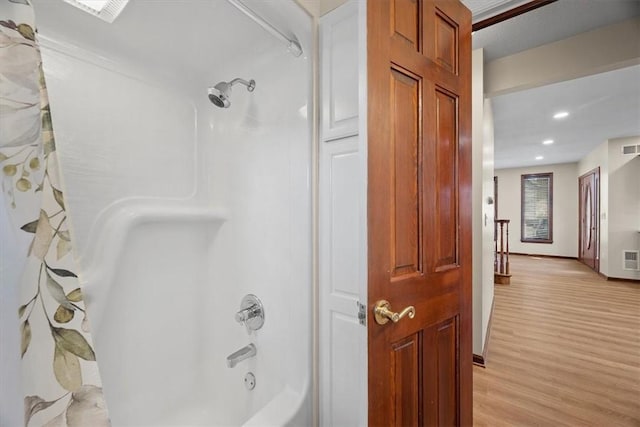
[78, 201, 310, 426]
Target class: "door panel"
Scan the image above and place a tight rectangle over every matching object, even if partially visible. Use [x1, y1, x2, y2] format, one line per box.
[421, 316, 458, 426]
[434, 89, 458, 271]
[435, 318, 457, 426]
[392, 334, 422, 425]
[434, 12, 457, 73]
[390, 67, 423, 279]
[368, 0, 472, 425]
[392, 0, 421, 51]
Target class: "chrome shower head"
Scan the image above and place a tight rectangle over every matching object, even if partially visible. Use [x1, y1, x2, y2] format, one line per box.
[207, 78, 256, 108]
[208, 82, 232, 108]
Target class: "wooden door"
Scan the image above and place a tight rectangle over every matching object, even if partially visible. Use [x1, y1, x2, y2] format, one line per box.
[367, 0, 472, 425]
[578, 168, 600, 272]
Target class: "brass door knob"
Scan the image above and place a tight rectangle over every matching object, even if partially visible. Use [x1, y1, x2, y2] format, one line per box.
[373, 300, 415, 325]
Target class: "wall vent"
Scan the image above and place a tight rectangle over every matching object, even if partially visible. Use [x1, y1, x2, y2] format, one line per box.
[623, 250, 639, 271]
[621, 144, 640, 155]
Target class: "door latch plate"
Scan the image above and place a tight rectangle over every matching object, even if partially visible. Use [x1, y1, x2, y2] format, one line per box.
[357, 301, 366, 326]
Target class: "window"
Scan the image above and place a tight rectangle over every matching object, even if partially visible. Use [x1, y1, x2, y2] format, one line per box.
[521, 173, 553, 243]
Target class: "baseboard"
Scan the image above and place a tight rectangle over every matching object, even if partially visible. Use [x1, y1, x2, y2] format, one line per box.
[596, 271, 640, 283]
[606, 276, 640, 283]
[510, 252, 577, 260]
[473, 354, 485, 367]
[472, 298, 495, 368]
[482, 298, 495, 364]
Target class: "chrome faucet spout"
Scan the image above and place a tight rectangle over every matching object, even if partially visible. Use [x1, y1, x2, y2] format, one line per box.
[226, 343, 257, 368]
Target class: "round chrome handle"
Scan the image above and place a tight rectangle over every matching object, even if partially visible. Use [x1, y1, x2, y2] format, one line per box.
[236, 294, 264, 333]
[373, 300, 415, 325]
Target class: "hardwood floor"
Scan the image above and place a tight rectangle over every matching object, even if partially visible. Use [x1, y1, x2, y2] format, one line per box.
[473, 255, 640, 426]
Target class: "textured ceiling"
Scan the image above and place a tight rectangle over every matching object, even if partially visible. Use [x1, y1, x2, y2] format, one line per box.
[492, 65, 640, 170]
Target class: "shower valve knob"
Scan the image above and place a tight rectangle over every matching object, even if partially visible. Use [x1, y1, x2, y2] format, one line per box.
[236, 294, 264, 333]
[235, 305, 260, 323]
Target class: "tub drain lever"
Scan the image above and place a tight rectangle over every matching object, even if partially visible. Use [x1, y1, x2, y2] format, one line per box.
[235, 294, 265, 333]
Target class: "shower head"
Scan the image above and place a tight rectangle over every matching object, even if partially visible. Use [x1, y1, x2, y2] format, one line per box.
[207, 78, 256, 108]
[208, 82, 232, 108]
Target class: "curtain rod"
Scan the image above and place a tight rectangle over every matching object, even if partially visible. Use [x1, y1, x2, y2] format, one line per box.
[227, 0, 303, 57]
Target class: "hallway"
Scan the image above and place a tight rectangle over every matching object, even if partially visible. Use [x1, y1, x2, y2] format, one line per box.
[473, 255, 640, 426]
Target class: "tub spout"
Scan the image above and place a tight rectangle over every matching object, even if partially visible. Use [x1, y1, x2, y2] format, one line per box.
[226, 343, 257, 368]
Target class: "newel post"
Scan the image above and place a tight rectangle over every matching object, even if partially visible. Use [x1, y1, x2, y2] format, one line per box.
[494, 219, 512, 285]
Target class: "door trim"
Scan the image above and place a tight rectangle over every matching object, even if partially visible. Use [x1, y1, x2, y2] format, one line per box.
[472, 0, 558, 31]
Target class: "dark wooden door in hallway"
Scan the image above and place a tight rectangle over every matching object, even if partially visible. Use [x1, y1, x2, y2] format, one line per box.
[578, 167, 600, 272]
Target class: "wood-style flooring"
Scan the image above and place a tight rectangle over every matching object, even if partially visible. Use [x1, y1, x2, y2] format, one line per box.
[473, 255, 640, 426]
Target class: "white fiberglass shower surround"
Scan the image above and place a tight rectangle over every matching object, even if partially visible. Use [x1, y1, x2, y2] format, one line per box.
[6, 0, 312, 425]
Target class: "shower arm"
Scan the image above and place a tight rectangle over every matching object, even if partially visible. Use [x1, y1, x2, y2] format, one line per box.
[226, 0, 303, 57]
[229, 78, 256, 92]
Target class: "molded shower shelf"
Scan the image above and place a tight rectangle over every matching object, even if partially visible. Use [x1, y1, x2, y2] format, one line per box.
[77, 199, 227, 329]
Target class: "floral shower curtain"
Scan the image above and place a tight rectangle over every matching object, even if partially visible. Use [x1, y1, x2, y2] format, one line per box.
[0, 1, 110, 425]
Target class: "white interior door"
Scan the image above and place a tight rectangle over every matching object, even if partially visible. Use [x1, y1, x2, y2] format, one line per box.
[319, 1, 367, 425]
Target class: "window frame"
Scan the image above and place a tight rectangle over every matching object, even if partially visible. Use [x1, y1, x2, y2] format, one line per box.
[520, 172, 553, 244]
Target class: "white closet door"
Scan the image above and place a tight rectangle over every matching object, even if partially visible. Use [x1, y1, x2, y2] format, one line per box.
[319, 1, 367, 426]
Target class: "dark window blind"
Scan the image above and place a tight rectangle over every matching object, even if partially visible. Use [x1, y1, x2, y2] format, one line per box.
[521, 173, 553, 243]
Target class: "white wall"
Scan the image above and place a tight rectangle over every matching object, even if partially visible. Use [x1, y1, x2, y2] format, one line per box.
[579, 137, 640, 280]
[484, 17, 640, 97]
[471, 49, 483, 355]
[607, 137, 640, 280]
[471, 48, 495, 357]
[495, 162, 578, 257]
[41, 44, 197, 264]
[481, 98, 495, 349]
[320, 0, 349, 15]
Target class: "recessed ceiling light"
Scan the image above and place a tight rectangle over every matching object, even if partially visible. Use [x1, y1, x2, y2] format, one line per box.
[553, 111, 569, 119]
[535, 156, 544, 160]
[63, 0, 129, 23]
[542, 139, 554, 145]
